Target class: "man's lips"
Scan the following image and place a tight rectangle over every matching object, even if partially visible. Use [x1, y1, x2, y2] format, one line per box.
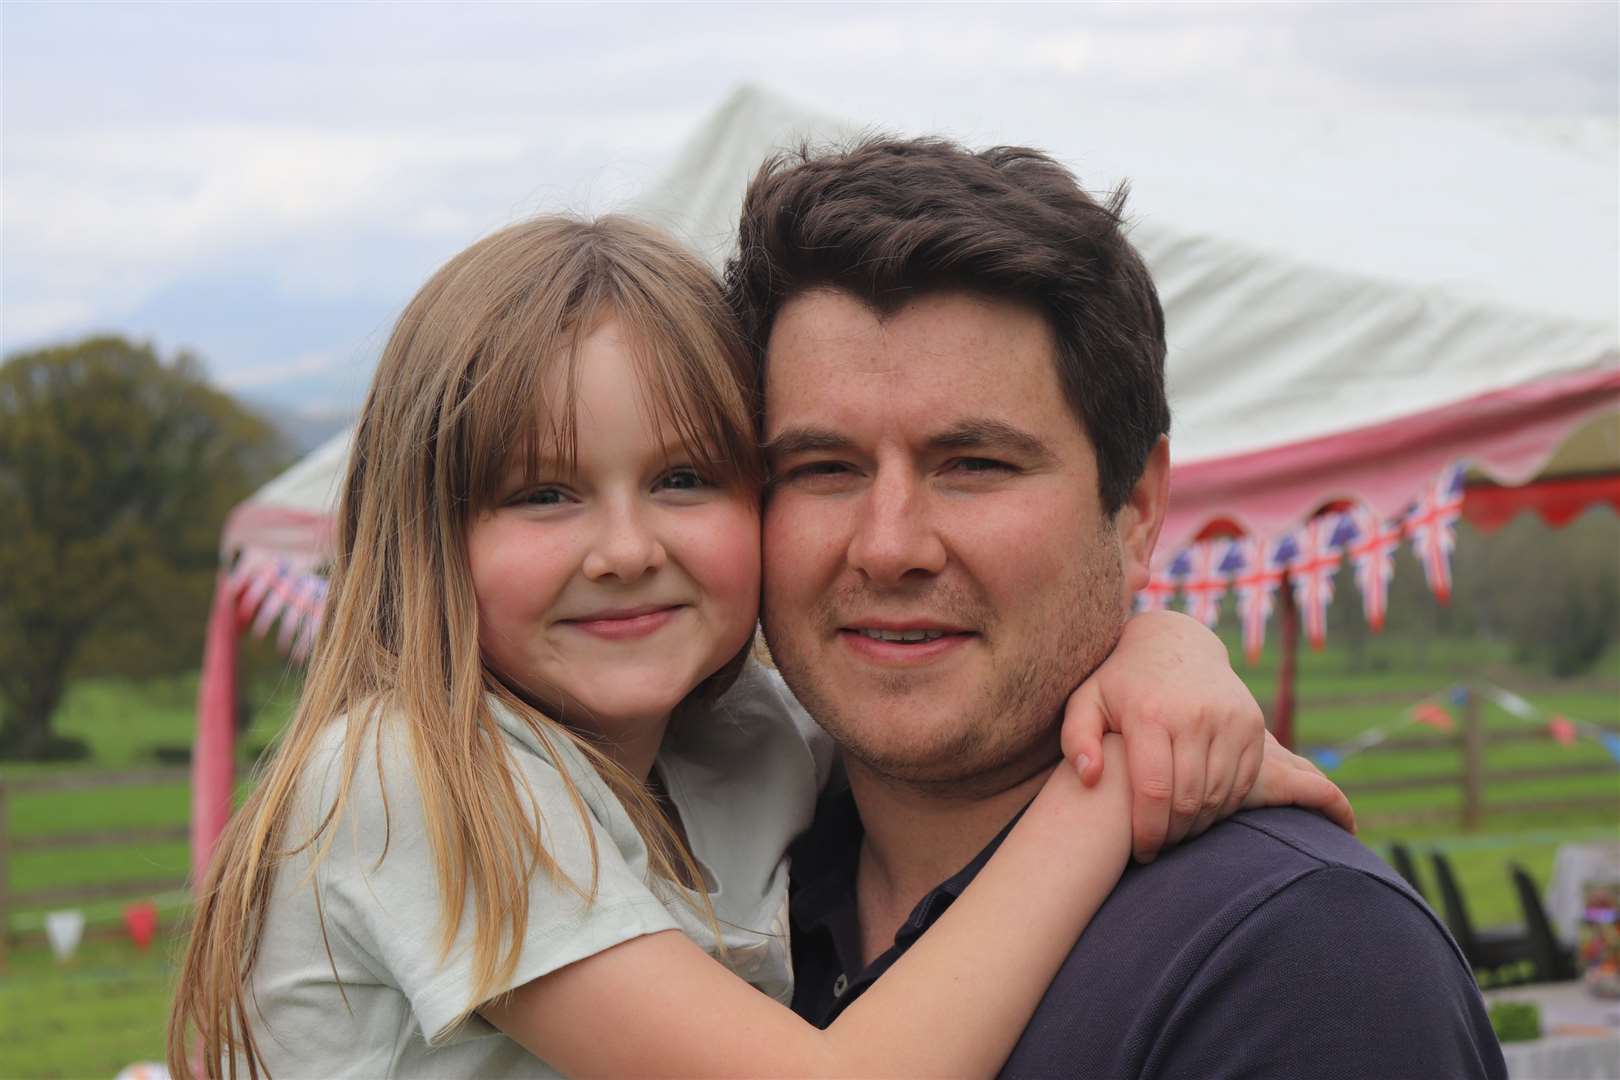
[836, 620, 977, 665]
[561, 605, 684, 641]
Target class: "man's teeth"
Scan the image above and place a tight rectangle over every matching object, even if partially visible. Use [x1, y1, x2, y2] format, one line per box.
[858, 629, 947, 643]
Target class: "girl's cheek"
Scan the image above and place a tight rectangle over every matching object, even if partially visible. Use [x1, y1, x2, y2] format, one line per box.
[694, 501, 763, 609]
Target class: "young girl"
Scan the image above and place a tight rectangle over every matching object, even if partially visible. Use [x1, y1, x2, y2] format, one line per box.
[169, 216, 1347, 1078]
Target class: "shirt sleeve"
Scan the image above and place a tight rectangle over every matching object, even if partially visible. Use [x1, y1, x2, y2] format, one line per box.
[1145, 866, 1507, 1080]
[312, 720, 681, 1046]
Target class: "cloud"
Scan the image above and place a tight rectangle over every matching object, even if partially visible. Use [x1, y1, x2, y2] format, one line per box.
[221, 347, 346, 392]
[3, 1, 1613, 401]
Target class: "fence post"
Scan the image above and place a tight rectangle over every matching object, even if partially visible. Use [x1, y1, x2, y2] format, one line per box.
[1272, 577, 1299, 751]
[1460, 686, 1484, 831]
[0, 777, 10, 968]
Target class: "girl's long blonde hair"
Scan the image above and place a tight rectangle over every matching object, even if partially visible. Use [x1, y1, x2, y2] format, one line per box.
[168, 216, 764, 1079]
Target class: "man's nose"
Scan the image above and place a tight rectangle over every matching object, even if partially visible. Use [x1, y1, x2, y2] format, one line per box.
[582, 496, 667, 582]
[846, 467, 946, 585]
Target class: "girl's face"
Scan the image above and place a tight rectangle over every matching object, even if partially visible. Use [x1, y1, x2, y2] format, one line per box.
[467, 318, 761, 742]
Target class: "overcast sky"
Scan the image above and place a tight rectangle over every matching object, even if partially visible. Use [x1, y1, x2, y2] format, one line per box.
[4, 2, 1616, 418]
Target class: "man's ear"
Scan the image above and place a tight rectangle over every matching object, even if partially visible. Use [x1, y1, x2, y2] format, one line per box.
[1117, 436, 1170, 594]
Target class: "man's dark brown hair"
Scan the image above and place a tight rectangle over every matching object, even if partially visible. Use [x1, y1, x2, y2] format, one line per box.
[723, 136, 1171, 514]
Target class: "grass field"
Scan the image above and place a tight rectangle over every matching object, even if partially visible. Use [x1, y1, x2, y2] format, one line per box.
[1, 636, 1616, 1077]
[1224, 630, 1619, 938]
[0, 936, 175, 1080]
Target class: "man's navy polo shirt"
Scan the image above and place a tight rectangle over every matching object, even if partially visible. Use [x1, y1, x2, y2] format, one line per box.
[789, 791, 1506, 1079]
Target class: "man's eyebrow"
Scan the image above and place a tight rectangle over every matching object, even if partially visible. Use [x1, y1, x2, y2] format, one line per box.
[929, 419, 1055, 462]
[762, 427, 855, 459]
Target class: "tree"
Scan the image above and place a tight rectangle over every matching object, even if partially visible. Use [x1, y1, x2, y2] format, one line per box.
[0, 336, 287, 759]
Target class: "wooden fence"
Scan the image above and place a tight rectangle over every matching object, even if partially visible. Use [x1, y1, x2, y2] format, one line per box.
[1, 685, 1615, 959]
[1325, 689, 1620, 830]
[0, 767, 191, 963]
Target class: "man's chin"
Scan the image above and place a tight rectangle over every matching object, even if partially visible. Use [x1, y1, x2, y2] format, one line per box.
[832, 718, 1063, 798]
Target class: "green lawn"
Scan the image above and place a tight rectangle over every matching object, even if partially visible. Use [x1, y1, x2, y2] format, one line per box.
[1221, 631, 1618, 928]
[0, 935, 177, 1079]
[2, 641, 1617, 1076]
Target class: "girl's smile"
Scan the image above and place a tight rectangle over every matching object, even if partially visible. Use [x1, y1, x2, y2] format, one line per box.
[560, 604, 684, 640]
[465, 316, 760, 769]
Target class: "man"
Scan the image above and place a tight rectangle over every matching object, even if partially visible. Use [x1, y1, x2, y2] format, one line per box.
[724, 138, 1505, 1078]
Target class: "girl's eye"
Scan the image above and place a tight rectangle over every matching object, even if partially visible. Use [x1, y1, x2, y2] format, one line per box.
[658, 466, 709, 492]
[516, 486, 570, 507]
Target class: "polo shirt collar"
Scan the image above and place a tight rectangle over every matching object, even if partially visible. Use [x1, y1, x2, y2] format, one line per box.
[789, 784, 1026, 1019]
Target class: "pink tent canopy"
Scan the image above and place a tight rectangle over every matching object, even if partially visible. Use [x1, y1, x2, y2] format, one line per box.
[189, 86, 1620, 884]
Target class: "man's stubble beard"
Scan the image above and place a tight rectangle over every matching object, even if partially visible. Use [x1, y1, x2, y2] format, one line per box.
[764, 520, 1129, 803]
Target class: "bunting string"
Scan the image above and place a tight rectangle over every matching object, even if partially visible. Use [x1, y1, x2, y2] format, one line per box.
[1306, 683, 1620, 771]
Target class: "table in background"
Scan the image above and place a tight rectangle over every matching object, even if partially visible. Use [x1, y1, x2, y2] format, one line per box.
[1486, 981, 1620, 1079]
[1548, 841, 1620, 948]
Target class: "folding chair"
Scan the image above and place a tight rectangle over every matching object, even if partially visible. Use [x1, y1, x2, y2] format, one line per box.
[1387, 842, 1427, 902]
[1429, 850, 1535, 979]
[1508, 862, 1578, 983]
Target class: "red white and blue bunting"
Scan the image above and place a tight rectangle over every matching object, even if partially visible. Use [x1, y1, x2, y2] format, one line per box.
[229, 553, 329, 662]
[1137, 462, 1468, 659]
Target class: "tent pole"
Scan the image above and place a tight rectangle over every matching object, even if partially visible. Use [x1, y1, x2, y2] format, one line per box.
[190, 572, 240, 888]
[1273, 574, 1298, 751]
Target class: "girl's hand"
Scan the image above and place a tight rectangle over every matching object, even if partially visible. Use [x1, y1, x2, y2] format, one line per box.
[1245, 730, 1355, 834]
[1060, 609, 1322, 863]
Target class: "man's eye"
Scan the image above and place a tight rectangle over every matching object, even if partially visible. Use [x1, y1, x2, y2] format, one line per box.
[658, 466, 709, 492]
[784, 461, 851, 481]
[948, 457, 1015, 475]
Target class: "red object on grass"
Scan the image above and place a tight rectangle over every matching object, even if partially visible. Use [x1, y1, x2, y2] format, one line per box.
[123, 901, 158, 950]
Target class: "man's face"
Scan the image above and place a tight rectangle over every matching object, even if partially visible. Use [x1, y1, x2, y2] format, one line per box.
[761, 288, 1159, 795]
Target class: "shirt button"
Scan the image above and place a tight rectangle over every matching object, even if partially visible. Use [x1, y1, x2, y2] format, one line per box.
[832, 973, 849, 999]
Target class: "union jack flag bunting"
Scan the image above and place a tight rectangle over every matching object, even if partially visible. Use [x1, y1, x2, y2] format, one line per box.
[233, 557, 283, 625]
[1348, 506, 1403, 633]
[289, 577, 329, 662]
[1405, 463, 1466, 604]
[1288, 515, 1347, 651]
[1230, 538, 1286, 663]
[1180, 541, 1232, 628]
[250, 563, 300, 639]
[1134, 568, 1180, 612]
[1135, 547, 1192, 613]
[276, 573, 327, 654]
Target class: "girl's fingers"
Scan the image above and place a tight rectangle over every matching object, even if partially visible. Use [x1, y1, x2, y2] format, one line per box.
[1163, 728, 1209, 849]
[1059, 683, 1108, 786]
[1218, 735, 1265, 823]
[1245, 745, 1358, 835]
[1188, 732, 1237, 839]
[1125, 722, 1175, 864]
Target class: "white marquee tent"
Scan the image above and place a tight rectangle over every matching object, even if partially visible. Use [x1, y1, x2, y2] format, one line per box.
[190, 85, 1619, 880]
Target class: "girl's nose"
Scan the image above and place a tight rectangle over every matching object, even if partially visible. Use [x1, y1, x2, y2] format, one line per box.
[582, 498, 668, 582]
